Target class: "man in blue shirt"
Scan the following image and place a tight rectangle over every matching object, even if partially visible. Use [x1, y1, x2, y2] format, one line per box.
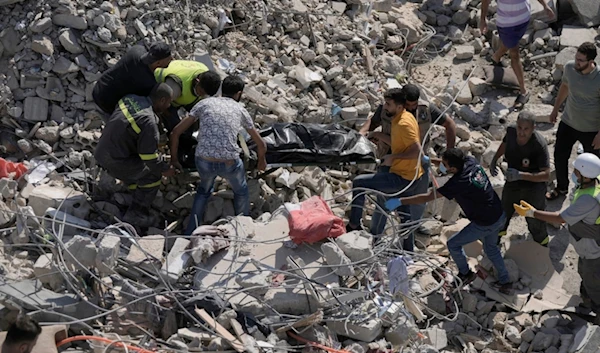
[386, 148, 511, 292]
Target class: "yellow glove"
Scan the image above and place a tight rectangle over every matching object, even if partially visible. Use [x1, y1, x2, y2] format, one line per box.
[513, 200, 536, 218]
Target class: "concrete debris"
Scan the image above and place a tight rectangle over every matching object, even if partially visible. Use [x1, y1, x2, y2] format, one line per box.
[335, 230, 374, 262]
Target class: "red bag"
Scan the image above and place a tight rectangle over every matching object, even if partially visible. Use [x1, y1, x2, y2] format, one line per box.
[287, 196, 346, 244]
[0, 158, 27, 179]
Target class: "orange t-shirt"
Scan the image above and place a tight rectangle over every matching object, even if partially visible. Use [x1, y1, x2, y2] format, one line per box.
[389, 110, 423, 180]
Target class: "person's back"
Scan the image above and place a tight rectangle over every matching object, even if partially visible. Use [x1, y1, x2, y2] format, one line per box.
[1, 316, 41, 353]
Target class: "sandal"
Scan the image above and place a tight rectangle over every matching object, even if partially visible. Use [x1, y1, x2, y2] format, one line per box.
[514, 92, 530, 110]
[546, 188, 567, 200]
[485, 54, 504, 67]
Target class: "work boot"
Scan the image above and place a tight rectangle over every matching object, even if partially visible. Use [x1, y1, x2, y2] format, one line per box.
[491, 281, 513, 295]
[456, 270, 477, 287]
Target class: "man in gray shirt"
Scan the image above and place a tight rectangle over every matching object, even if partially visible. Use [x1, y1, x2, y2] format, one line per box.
[514, 153, 600, 322]
[547, 42, 600, 200]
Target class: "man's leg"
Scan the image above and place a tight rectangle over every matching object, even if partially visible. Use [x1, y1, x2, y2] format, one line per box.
[524, 183, 549, 245]
[185, 158, 218, 235]
[349, 172, 401, 230]
[481, 213, 511, 284]
[221, 159, 250, 217]
[370, 173, 422, 236]
[404, 173, 429, 251]
[553, 121, 579, 192]
[508, 47, 526, 96]
[447, 222, 484, 276]
[491, 42, 509, 64]
[578, 257, 600, 317]
[500, 183, 519, 237]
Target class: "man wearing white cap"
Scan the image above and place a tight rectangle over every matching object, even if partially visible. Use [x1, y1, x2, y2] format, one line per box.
[514, 153, 600, 321]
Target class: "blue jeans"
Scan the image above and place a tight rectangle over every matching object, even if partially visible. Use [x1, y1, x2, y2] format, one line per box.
[447, 213, 510, 284]
[185, 157, 249, 235]
[349, 167, 427, 240]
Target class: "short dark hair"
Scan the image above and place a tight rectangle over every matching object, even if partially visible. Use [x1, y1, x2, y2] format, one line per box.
[150, 83, 173, 102]
[577, 42, 597, 61]
[442, 148, 465, 171]
[517, 111, 535, 126]
[383, 88, 407, 105]
[4, 316, 41, 346]
[197, 71, 222, 96]
[221, 75, 245, 97]
[402, 84, 420, 102]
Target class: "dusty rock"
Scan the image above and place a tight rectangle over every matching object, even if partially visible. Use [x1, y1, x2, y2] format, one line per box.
[321, 242, 355, 276]
[31, 35, 54, 56]
[335, 231, 374, 262]
[58, 29, 83, 54]
[506, 324, 522, 345]
[455, 45, 474, 60]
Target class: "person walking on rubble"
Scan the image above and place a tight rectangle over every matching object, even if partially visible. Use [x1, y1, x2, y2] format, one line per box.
[93, 42, 172, 115]
[546, 42, 600, 200]
[479, 0, 554, 109]
[169, 75, 267, 235]
[154, 60, 222, 167]
[490, 111, 550, 245]
[347, 88, 428, 252]
[95, 84, 176, 228]
[514, 153, 600, 322]
[386, 148, 512, 293]
[1, 316, 41, 353]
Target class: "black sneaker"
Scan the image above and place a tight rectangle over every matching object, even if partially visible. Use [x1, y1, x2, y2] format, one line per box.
[456, 271, 477, 287]
[492, 281, 513, 295]
[346, 223, 360, 233]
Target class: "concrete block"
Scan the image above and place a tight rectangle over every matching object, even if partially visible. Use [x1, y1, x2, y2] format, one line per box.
[335, 230, 374, 262]
[321, 242, 355, 276]
[524, 104, 554, 123]
[264, 287, 318, 315]
[126, 234, 165, 265]
[161, 237, 191, 282]
[482, 141, 502, 168]
[423, 327, 448, 350]
[23, 97, 48, 122]
[468, 77, 487, 97]
[384, 319, 418, 346]
[568, 0, 600, 27]
[33, 253, 63, 290]
[455, 45, 475, 60]
[64, 235, 97, 269]
[95, 235, 120, 276]
[559, 26, 598, 49]
[328, 317, 383, 342]
[236, 271, 271, 297]
[28, 184, 88, 217]
[571, 325, 600, 353]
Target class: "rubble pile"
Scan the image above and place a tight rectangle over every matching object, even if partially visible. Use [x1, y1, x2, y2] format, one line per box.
[0, 0, 600, 351]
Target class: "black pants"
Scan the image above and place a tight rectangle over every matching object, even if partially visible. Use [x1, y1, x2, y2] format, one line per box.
[501, 181, 548, 243]
[160, 106, 197, 168]
[579, 257, 600, 313]
[555, 121, 600, 191]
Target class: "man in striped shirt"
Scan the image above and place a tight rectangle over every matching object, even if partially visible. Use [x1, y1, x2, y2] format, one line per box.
[480, 0, 554, 109]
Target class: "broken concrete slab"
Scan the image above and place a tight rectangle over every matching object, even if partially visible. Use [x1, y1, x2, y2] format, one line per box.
[63, 235, 97, 268]
[335, 230, 374, 262]
[0, 279, 78, 311]
[161, 237, 192, 282]
[28, 184, 88, 217]
[36, 77, 66, 102]
[23, 97, 48, 122]
[33, 253, 63, 290]
[321, 242, 355, 276]
[567, 0, 600, 27]
[559, 26, 598, 49]
[525, 104, 554, 123]
[96, 235, 120, 276]
[126, 234, 165, 269]
[327, 317, 383, 342]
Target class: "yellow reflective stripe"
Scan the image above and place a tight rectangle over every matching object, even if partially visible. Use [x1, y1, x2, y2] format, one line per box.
[128, 184, 138, 190]
[119, 100, 141, 134]
[156, 68, 165, 81]
[139, 153, 159, 161]
[139, 180, 161, 188]
[540, 236, 549, 245]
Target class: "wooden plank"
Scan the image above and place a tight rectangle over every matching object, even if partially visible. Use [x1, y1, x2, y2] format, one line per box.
[275, 310, 323, 333]
[195, 308, 245, 353]
[230, 319, 259, 353]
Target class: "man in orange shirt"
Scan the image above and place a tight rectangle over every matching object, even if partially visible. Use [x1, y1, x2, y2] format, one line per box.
[347, 88, 427, 250]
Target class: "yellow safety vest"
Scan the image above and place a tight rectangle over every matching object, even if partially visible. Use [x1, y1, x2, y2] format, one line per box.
[154, 60, 208, 108]
[572, 184, 600, 224]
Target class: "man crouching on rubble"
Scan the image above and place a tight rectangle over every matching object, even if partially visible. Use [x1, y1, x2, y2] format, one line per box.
[386, 148, 512, 293]
[95, 84, 176, 228]
[514, 153, 600, 322]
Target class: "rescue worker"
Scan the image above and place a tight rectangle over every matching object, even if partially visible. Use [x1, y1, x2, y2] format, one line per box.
[490, 111, 550, 245]
[386, 148, 512, 293]
[514, 153, 600, 322]
[93, 42, 172, 115]
[95, 83, 176, 227]
[154, 60, 222, 166]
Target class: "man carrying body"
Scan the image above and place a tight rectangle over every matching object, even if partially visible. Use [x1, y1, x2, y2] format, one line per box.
[480, 0, 554, 109]
[169, 76, 267, 235]
[547, 42, 600, 200]
[359, 83, 457, 156]
[93, 42, 172, 115]
[386, 148, 512, 292]
[490, 112, 550, 245]
[348, 88, 428, 251]
[95, 84, 175, 227]
[514, 153, 600, 321]
[1, 316, 41, 353]
[155, 60, 222, 166]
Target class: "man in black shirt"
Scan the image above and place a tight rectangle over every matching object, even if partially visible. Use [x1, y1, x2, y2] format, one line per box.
[359, 83, 457, 157]
[490, 112, 550, 245]
[93, 42, 172, 115]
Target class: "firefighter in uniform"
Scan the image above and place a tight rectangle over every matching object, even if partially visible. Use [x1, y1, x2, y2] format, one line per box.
[514, 153, 600, 322]
[95, 83, 176, 228]
[154, 60, 222, 166]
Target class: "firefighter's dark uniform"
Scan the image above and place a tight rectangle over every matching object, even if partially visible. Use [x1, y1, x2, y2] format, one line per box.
[95, 94, 168, 224]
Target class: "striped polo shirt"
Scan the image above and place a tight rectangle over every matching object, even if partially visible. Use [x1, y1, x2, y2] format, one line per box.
[496, 0, 531, 28]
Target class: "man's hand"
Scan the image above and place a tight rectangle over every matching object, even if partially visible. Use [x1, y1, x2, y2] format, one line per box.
[592, 131, 600, 150]
[171, 160, 183, 171]
[549, 111, 558, 124]
[543, 4, 555, 20]
[479, 18, 488, 34]
[489, 159, 498, 176]
[162, 166, 177, 177]
[505, 168, 521, 182]
[382, 154, 395, 166]
[514, 200, 536, 218]
[257, 157, 267, 171]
